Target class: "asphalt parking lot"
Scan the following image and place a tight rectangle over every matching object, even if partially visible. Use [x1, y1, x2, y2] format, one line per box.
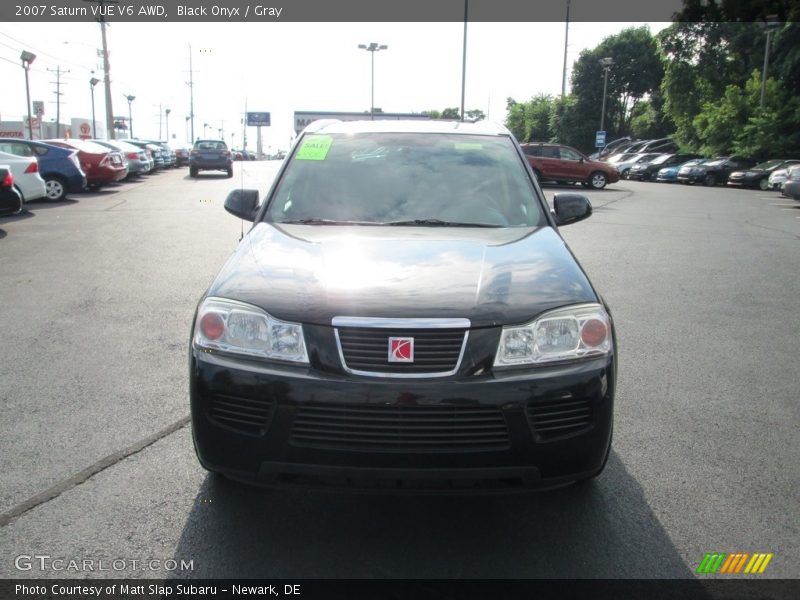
[0, 165, 798, 580]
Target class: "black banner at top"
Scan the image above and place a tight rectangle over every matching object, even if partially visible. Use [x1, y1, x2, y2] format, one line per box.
[0, 0, 719, 24]
[2, 579, 800, 600]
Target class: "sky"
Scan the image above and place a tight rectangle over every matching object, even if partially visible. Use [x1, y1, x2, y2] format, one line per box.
[0, 20, 670, 151]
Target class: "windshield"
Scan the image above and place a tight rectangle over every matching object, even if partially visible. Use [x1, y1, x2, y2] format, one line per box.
[682, 159, 705, 167]
[635, 154, 660, 163]
[266, 132, 545, 228]
[753, 160, 783, 171]
[607, 153, 635, 164]
[705, 158, 728, 167]
[650, 154, 673, 165]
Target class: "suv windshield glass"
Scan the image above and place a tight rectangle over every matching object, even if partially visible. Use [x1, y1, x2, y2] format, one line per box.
[267, 133, 545, 227]
[650, 154, 673, 165]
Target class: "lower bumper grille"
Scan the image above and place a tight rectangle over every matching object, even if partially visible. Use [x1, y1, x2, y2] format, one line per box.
[291, 403, 510, 452]
[209, 393, 276, 436]
[527, 398, 592, 440]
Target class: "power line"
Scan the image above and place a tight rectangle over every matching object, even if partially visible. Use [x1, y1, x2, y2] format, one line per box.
[48, 66, 70, 136]
[0, 31, 92, 72]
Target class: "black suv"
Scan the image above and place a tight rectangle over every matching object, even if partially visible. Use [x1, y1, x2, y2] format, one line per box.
[189, 139, 233, 178]
[189, 120, 616, 492]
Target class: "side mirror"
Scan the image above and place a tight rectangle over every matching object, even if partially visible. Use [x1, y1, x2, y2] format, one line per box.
[224, 189, 259, 221]
[552, 193, 592, 226]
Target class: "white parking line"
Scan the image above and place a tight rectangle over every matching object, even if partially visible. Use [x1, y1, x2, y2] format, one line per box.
[770, 203, 798, 208]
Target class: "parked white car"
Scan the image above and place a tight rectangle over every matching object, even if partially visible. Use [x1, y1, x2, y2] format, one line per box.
[0, 150, 46, 204]
[607, 152, 665, 178]
[768, 166, 793, 191]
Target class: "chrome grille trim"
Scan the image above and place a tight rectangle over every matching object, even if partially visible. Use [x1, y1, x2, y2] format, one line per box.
[332, 316, 471, 379]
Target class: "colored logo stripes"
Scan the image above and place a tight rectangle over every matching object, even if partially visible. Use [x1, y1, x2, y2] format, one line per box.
[697, 552, 773, 574]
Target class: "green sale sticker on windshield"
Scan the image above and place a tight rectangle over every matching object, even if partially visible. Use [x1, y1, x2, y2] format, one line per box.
[296, 136, 333, 160]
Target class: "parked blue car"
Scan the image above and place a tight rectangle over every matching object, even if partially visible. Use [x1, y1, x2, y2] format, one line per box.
[655, 158, 707, 183]
[0, 138, 87, 201]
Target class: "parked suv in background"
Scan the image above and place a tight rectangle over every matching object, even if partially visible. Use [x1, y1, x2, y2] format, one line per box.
[190, 139, 233, 178]
[520, 143, 619, 189]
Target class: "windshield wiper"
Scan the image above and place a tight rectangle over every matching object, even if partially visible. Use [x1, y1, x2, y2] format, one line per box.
[384, 219, 501, 228]
[280, 218, 376, 226]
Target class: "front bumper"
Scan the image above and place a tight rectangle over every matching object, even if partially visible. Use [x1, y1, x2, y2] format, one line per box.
[627, 172, 649, 181]
[726, 177, 758, 188]
[677, 173, 702, 184]
[190, 341, 616, 493]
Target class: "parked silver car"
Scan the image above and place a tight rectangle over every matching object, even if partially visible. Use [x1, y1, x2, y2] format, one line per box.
[781, 164, 800, 200]
[92, 139, 152, 177]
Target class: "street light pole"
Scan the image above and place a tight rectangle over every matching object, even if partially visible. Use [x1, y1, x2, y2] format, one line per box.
[125, 94, 136, 139]
[165, 108, 171, 140]
[20, 51, 36, 140]
[357, 42, 388, 120]
[760, 15, 780, 108]
[599, 57, 614, 133]
[90, 77, 100, 138]
[561, 0, 571, 98]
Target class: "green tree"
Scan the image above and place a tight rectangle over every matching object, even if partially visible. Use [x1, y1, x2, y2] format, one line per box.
[465, 109, 486, 121]
[504, 95, 556, 143]
[659, 1, 800, 149]
[568, 26, 664, 151]
[692, 70, 800, 159]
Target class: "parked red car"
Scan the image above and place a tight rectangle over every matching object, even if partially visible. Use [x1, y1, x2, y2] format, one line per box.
[43, 139, 127, 189]
[520, 142, 620, 190]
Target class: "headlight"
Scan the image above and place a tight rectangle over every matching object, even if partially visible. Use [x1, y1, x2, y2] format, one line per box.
[193, 297, 308, 364]
[494, 303, 612, 367]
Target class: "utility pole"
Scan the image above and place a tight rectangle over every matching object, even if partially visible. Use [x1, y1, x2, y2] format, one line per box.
[47, 66, 69, 137]
[187, 44, 195, 142]
[561, 0, 571, 98]
[242, 98, 247, 155]
[599, 58, 614, 133]
[82, 0, 120, 139]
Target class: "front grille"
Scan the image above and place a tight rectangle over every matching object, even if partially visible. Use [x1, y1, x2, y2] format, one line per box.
[291, 403, 510, 452]
[527, 398, 592, 440]
[208, 393, 276, 436]
[336, 327, 467, 376]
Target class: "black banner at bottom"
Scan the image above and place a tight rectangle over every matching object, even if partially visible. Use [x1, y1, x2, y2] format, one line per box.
[2, 579, 798, 600]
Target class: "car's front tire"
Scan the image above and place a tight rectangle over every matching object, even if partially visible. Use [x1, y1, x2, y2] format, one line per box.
[589, 171, 608, 190]
[189, 167, 198, 178]
[759, 178, 769, 191]
[226, 168, 234, 178]
[703, 172, 717, 186]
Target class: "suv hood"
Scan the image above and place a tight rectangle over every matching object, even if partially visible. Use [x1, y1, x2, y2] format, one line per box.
[207, 223, 598, 327]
